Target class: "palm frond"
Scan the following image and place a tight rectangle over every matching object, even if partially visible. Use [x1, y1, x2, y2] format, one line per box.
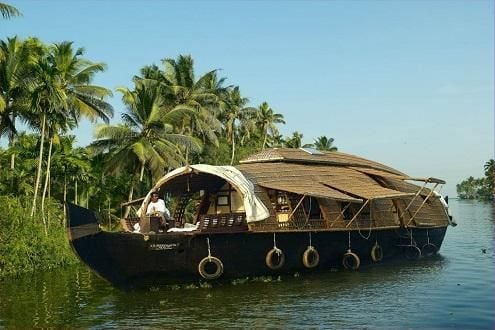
[0, 3, 21, 19]
[70, 91, 114, 123]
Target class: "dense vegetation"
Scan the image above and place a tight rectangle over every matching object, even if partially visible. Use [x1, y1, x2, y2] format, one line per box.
[0, 4, 339, 276]
[456, 159, 494, 201]
[0, 196, 78, 277]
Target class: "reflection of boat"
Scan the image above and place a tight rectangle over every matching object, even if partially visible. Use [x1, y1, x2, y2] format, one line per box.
[67, 148, 455, 288]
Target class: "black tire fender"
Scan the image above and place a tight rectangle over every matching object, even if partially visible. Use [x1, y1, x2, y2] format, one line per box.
[421, 243, 438, 257]
[405, 245, 422, 260]
[198, 256, 224, 280]
[343, 250, 361, 270]
[302, 246, 320, 268]
[265, 248, 285, 270]
[371, 243, 383, 262]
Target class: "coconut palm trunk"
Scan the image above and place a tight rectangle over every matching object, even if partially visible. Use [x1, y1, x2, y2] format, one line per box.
[63, 172, 67, 226]
[139, 161, 145, 181]
[262, 130, 268, 150]
[75, 180, 78, 205]
[9, 110, 17, 191]
[31, 113, 46, 217]
[123, 179, 135, 219]
[9, 112, 16, 169]
[230, 130, 236, 165]
[41, 137, 54, 232]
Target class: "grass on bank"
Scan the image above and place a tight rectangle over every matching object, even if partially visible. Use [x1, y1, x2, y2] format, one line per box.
[0, 196, 78, 278]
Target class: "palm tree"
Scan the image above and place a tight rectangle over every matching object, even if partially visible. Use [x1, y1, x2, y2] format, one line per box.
[48, 135, 87, 220]
[270, 133, 285, 147]
[256, 102, 285, 150]
[484, 159, 494, 197]
[40, 114, 77, 223]
[285, 131, 303, 148]
[141, 55, 225, 148]
[312, 135, 338, 151]
[92, 79, 201, 217]
[28, 54, 63, 219]
[0, 37, 42, 169]
[484, 159, 494, 177]
[0, 3, 21, 19]
[223, 86, 257, 164]
[29, 41, 113, 218]
[0, 132, 37, 196]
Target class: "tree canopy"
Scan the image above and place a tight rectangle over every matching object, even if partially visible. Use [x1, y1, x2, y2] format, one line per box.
[0, 34, 340, 231]
[457, 159, 494, 201]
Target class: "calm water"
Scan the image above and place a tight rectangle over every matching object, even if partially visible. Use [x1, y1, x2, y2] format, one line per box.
[0, 200, 493, 328]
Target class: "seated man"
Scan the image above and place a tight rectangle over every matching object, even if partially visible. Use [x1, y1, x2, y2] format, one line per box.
[146, 192, 172, 231]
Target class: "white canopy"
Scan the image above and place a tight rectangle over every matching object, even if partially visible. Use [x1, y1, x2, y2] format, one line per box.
[137, 164, 270, 223]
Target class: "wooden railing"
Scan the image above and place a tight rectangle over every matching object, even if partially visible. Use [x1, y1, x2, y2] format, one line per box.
[198, 213, 248, 232]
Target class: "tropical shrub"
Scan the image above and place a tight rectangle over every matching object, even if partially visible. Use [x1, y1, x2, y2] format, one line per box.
[0, 196, 78, 277]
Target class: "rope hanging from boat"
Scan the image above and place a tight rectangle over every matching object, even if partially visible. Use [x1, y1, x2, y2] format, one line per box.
[273, 233, 282, 256]
[403, 230, 422, 259]
[356, 213, 373, 240]
[348, 231, 352, 250]
[422, 229, 438, 256]
[206, 237, 212, 261]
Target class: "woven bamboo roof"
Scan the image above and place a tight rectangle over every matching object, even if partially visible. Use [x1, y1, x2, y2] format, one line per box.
[257, 180, 362, 203]
[238, 162, 414, 201]
[317, 175, 414, 200]
[239, 148, 405, 176]
[236, 149, 436, 201]
[349, 167, 406, 180]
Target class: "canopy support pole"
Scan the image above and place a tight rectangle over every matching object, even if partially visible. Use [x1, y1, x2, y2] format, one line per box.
[288, 195, 306, 222]
[331, 202, 351, 227]
[406, 183, 440, 227]
[346, 199, 370, 228]
[404, 181, 428, 213]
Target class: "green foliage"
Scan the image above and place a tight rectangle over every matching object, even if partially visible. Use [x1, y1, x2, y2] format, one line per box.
[285, 131, 304, 148]
[200, 137, 232, 165]
[0, 2, 21, 19]
[457, 159, 494, 201]
[309, 135, 338, 151]
[0, 196, 78, 277]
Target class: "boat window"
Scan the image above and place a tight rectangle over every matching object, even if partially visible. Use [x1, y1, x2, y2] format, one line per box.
[204, 182, 245, 215]
[216, 195, 229, 206]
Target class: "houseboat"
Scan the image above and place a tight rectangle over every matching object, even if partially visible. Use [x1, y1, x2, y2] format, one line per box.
[67, 148, 455, 288]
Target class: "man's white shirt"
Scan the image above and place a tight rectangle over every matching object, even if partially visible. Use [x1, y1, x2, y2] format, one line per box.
[146, 199, 170, 217]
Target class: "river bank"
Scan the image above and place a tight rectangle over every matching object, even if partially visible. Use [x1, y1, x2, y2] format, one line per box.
[0, 196, 78, 278]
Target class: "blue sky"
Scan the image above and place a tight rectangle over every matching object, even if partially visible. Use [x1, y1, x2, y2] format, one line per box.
[2, 0, 493, 197]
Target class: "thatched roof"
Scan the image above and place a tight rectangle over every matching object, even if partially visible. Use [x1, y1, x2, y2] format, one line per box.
[237, 148, 427, 201]
[239, 148, 405, 176]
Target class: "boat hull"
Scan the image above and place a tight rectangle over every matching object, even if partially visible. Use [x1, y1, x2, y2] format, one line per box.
[67, 204, 448, 288]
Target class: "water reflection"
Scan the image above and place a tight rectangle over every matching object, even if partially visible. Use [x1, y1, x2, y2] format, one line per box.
[0, 200, 493, 328]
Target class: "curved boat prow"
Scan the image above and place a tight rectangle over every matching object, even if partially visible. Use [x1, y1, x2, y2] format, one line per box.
[66, 203, 131, 287]
[66, 202, 101, 241]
